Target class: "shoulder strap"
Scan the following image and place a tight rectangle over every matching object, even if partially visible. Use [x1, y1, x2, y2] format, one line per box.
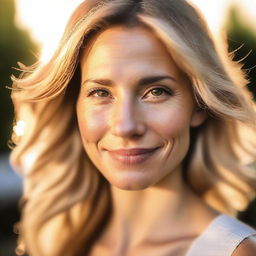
[186, 214, 256, 256]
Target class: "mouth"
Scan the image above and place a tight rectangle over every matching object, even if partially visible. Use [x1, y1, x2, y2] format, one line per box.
[106, 147, 160, 164]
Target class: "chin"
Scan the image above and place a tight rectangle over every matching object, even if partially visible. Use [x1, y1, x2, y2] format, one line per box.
[108, 175, 153, 191]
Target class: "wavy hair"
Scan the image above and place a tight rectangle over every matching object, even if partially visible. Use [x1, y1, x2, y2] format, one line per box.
[10, 0, 256, 255]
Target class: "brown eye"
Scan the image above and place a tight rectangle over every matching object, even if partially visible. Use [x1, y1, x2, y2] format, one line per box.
[151, 88, 165, 96]
[145, 87, 172, 98]
[87, 88, 110, 97]
[96, 90, 109, 97]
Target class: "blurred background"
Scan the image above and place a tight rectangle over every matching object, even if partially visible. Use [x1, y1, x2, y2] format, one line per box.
[0, 0, 256, 255]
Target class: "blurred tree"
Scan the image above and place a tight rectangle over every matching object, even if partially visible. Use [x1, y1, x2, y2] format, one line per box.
[0, 1, 38, 255]
[227, 5, 256, 99]
[0, 0, 38, 153]
[226, 6, 256, 228]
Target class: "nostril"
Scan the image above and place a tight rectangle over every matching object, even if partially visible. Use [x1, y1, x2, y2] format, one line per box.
[110, 102, 146, 137]
[110, 117, 146, 138]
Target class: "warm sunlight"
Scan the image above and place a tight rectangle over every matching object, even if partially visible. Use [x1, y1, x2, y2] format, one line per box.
[13, 120, 25, 137]
[15, 0, 256, 63]
[15, 0, 84, 62]
[191, 0, 232, 31]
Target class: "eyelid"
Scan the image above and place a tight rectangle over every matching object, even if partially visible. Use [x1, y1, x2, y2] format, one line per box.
[143, 85, 174, 97]
[85, 85, 174, 98]
[86, 87, 111, 97]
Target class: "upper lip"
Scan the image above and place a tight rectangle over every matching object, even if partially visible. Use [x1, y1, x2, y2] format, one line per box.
[107, 148, 159, 156]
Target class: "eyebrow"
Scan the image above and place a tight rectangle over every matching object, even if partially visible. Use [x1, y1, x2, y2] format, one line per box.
[82, 75, 176, 87]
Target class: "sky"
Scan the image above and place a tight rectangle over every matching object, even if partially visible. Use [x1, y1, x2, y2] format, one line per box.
[15, 0, 256, 62]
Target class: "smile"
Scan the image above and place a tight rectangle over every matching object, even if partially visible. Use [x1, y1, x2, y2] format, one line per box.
[107, 147, 160, 164]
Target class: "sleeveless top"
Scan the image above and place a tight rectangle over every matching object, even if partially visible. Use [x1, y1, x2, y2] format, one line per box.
[186, 214, 256, 256]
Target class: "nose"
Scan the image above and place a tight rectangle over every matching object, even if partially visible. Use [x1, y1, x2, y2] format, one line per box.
[110, 99, 146, 138]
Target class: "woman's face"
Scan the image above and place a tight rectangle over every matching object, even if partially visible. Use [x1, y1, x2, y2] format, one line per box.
[76, 25, 205, 190]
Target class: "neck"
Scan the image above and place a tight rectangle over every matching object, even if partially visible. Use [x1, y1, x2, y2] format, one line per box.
[111, 168, 189, 229]
[100, 168, 218, 254]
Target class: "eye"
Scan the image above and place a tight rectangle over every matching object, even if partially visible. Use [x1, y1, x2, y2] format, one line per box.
[151, 88, 165, 96]
[87, 88, 111, 98]
[144, 87, 173, 98]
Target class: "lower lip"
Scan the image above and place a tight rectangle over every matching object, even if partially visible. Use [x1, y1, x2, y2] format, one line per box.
[107, 148, 159, 165]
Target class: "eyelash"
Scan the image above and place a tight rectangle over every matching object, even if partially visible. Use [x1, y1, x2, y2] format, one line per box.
[86, 86, 173, 99]
[87, 87, 113, 98]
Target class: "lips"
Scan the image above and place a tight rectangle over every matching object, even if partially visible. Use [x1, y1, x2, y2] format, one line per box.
[109, 148, 157, 155]
[106, 147, 159, 164]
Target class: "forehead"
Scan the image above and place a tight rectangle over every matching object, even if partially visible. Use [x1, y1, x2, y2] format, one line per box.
[82, 26, 179, 69]
[84, 25, 167, 55]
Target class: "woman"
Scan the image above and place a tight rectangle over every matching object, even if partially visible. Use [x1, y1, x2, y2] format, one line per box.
[11, 0, 256, 255]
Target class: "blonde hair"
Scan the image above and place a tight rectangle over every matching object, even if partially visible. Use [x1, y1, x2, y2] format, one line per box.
[11, 0, 256, 255]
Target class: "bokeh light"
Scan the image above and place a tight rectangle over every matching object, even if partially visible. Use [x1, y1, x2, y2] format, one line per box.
[13, 120, 25, 137]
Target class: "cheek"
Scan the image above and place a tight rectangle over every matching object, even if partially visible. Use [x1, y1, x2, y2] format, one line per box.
[76, 100, 108, 143]
[146, 103, 192, 139]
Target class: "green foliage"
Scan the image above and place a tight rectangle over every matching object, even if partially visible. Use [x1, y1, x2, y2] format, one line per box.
[0, 0, 39, 152]
[227, 6, 256, 99]
[226, 5, 256, 228]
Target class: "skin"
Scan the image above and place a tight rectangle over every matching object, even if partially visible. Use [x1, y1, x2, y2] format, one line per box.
[232, 236, 256, 256]
[76, 25, 206, 191]
[76, 25, 219, 256]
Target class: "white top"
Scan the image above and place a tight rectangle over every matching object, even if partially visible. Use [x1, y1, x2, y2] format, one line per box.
[186, 214, 256, 256]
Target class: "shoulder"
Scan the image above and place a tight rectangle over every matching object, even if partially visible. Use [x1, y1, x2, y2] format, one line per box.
[232, 235, 256, 256]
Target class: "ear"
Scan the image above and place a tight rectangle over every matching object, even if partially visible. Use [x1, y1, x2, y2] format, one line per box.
[190, 107, 207, 127]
